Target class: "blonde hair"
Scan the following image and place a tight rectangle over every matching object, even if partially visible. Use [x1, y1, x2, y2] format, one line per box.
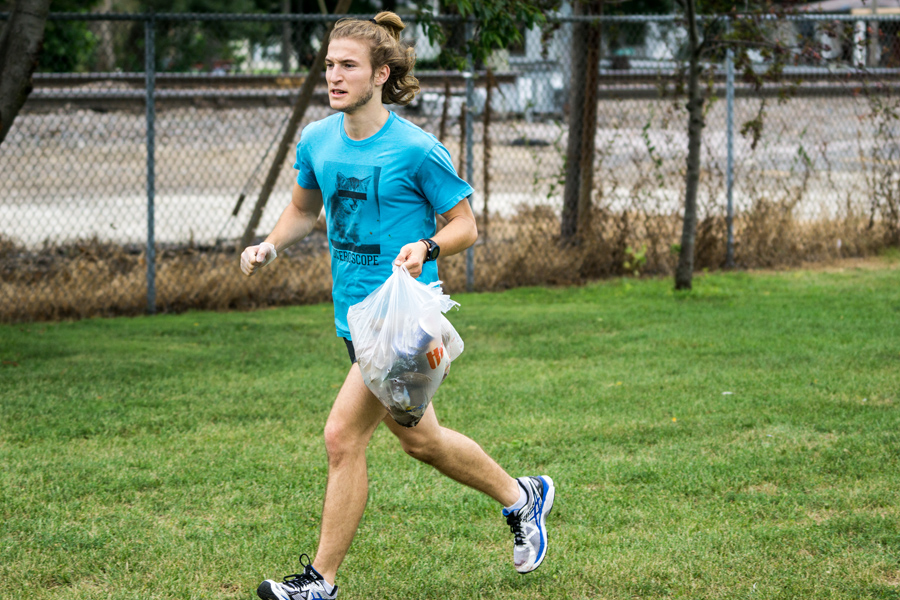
[329, 11, 420, 106]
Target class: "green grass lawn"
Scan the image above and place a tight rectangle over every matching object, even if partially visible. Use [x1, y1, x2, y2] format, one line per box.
[1, 261, 899, 600]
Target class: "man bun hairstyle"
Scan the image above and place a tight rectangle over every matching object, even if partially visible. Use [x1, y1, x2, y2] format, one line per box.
[330, 11, 420, 106]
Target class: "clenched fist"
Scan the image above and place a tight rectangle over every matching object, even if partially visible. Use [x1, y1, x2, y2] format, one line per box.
[240, 242, 277, 276]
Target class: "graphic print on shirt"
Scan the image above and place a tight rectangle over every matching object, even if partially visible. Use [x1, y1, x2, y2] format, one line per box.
[326, 162, 381, 264]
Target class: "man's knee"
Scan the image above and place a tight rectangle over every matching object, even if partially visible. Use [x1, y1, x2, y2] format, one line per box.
[323, 419, 365, 465]
[398, 430, 443, 464]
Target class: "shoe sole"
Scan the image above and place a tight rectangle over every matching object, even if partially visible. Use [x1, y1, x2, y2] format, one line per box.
[519, 475, 555, 574]
[257, 578, 336, 600]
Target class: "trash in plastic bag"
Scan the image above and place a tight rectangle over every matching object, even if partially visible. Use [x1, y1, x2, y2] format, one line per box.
[347, 265, 464, 428]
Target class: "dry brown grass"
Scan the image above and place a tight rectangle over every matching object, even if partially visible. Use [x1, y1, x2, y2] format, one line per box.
[1, 202, 896, 323]
[0, 237, 333, 322]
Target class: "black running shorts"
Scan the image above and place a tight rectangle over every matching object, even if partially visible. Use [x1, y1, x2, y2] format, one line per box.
[343, 337, 357, 364]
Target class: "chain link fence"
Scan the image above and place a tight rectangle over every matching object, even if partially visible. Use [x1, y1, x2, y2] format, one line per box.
[2, 11, 900, 322]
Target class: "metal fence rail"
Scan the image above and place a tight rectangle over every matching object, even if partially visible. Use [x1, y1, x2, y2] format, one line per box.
[2, 11, 899, 321]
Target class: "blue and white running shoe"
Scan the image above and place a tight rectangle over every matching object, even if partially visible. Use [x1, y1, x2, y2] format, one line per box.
[503, 475, 555, 574]
[257, 554, 337, 600]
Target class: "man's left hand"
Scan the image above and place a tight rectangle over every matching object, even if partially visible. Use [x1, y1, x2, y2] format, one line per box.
[393, 240, 429, 278]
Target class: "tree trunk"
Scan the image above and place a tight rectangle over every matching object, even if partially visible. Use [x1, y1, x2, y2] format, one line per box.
[576, 8, 602, 238]
[482, 68, 493, 240]
[457, 102, 466, 176]
[281, 0, 292, 73]
[0, 0, 51, 146]
[561, 0, 602, 245]
[675, 0, 704, 291]
[438, 78, 450, 142]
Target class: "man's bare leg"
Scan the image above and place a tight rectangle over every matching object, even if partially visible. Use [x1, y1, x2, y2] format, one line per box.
[312, 364, 387, 584]
[382, 402, 521, 507]
[312, 366, 525, 584]
[385, 407, 556, 574]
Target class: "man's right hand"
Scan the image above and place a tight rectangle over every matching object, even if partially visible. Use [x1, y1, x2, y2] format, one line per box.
[240, 242, 277, 276]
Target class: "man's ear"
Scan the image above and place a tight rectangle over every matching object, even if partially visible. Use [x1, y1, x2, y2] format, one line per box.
[375, 64, 390, 87]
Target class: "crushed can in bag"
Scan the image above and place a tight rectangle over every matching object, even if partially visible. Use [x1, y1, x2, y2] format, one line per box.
[347, 266, 464, 427]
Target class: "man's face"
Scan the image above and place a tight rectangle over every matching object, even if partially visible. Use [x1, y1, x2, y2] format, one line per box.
[325, 38, 378, 114]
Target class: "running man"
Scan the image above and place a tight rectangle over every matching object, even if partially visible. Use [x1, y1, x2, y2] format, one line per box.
[240, 12, 554, 600]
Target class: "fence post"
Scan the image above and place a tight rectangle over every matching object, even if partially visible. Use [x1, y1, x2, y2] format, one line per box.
[725, 19, 735, 269]
[145, 12, 157, 314]
[464, 19, 475, 292]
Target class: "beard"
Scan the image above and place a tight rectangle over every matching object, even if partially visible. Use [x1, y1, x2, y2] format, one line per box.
[337, 76, 376, 114]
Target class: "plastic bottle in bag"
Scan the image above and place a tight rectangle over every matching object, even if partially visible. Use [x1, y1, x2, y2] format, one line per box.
[347, 266, 463, 427]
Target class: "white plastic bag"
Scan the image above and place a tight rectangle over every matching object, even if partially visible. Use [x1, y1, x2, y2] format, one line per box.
[347, 265, 464, 427]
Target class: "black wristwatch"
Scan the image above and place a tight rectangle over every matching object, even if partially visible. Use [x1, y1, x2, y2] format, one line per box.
[419, 238, 440, 262]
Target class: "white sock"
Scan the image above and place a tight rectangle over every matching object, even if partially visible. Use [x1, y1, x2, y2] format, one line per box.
[323, 579, 336, 594]
[504, 481, 527, 512]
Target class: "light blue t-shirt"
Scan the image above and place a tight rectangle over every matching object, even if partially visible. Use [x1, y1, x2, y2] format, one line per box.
[293, 111, 474, 339]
